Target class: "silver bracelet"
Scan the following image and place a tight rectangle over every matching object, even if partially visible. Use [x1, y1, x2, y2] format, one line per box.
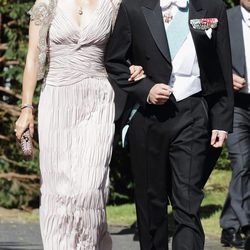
[21, 104, 34, 110]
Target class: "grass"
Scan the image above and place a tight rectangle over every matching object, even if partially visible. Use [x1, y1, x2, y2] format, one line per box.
[202, 169, 231, 238]
[0, 208, 39, 224]
[0, 169, 231, 240]
[107, 203, 137, 226]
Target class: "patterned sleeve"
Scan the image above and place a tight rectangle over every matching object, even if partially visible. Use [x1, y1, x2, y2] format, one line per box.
[27, 0, 55, 80]
[28, 0, 50, 26]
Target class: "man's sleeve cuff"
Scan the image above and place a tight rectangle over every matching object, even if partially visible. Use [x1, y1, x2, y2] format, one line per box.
[212, 129, 228, 134]
[147, 95, 152, 104]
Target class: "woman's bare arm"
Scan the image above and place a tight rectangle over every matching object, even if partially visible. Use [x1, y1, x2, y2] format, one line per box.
[15, 2, 44, 140]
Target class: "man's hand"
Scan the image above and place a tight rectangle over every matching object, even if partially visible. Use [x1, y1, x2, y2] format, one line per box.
[233, 74, 246, 91]
[148, 84, 173, 105]
[210, 130, 228, 148]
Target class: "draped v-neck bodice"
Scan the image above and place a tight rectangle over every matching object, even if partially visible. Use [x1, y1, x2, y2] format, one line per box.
[45, 0, 113, 86]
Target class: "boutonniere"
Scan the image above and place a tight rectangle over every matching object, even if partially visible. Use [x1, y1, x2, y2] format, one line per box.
[190, 18, 218, 39]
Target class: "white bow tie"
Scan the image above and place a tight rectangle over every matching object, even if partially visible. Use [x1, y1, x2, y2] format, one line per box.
[160, 0, 188, 9]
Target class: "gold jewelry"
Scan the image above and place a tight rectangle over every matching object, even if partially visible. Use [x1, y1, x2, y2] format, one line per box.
[77, 0, 84, 15]
[78, 6, 83, 15]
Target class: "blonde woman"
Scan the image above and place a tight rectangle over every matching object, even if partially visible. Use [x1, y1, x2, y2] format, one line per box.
[15, 0, 143, 249]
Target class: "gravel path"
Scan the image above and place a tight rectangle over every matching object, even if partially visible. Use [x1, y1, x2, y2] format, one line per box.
[0, 223, 230, 250]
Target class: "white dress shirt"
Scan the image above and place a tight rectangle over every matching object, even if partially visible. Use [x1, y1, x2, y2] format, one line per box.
[161, 2, 202, 101]
[160, 1, 227, 134]
[240, 6, 250, 94]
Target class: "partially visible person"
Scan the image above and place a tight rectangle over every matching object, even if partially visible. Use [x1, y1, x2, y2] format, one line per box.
[220, 1, 250, 249]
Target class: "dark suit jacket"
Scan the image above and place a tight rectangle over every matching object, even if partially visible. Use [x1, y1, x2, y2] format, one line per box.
[227, 6, 246, 78]
[105, 0, 234, 132]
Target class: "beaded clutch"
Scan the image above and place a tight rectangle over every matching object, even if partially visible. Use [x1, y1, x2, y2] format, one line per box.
[20, 130, 33, 160]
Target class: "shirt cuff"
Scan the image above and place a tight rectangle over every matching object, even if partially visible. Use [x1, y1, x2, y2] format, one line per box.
[147, 95, 152, 104]
[212, 130, 228, 135]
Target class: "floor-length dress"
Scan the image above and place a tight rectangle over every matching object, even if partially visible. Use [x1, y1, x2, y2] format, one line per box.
[38, 1, 115, 249]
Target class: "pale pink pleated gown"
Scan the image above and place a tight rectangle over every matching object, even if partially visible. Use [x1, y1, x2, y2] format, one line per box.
[38, 1, 115, 249]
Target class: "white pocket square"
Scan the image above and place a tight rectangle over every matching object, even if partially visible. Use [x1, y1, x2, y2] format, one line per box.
[205, 28, 213, 39]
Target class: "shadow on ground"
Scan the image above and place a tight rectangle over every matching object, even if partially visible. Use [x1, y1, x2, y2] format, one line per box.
[200, 204, 222, 219]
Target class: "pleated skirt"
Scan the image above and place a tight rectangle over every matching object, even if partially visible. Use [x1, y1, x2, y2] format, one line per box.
[38, 77, 115, 250]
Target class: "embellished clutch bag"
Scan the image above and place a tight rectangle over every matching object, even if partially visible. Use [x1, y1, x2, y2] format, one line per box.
[20, 129, 33, 160]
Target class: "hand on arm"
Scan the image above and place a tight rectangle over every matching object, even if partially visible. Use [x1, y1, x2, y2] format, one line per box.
[105, 3, 155, 107]
[232, 73, 246, 91]
[129, 65, 145, 82]
[15, 17, 41, 140]
[128, 65, 172, 105]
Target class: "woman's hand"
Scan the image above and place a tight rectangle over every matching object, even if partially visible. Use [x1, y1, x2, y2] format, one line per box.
[129, 65, 145, 82]
[15, 108, 34, 140]
[14, 16, 40, 141]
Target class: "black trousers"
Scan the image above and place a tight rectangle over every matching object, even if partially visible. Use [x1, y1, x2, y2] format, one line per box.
[220, 93, 250, 232]
[128, 95, 210, 250]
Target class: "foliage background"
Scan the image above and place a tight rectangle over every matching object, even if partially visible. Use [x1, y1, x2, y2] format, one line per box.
[0, 0, 238, 209]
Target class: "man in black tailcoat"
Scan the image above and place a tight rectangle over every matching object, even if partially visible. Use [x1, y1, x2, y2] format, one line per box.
[105, 0, 234, 249]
